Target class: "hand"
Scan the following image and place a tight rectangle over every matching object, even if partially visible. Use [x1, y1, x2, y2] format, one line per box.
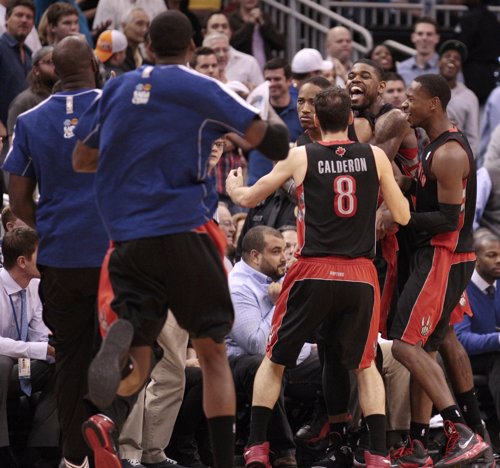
[376, 204, 399, 240]
[186, 357, 200, 368]
[47, 344, 55, 358]
[250, 8, 263, 24]
[268, 282, 282, 304]
[226, 167, 244, 196]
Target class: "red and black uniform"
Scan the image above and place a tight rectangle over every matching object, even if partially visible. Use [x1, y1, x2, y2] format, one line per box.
[266, 141, 381, 370]
[389, 128, 477, 351]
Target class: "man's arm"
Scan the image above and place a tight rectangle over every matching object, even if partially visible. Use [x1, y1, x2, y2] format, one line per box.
[373, 109, 416, 162]
[226, 146, 305, 207]
[410, 141, 469, 233]
[454, 315, 500, 356]
[72, 141, 99, 173]
[0, 337, 49, 361]
[373, 145, 410, 226]
[8, 175, 37, 228]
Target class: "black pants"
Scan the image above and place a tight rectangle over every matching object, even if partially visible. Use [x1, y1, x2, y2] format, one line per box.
[470, 352, 500, 422]
[0, 357, 59, 447]
[40, 266, 101, 461]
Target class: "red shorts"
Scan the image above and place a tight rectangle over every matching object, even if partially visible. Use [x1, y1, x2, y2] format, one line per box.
[266, 255, 380, 370]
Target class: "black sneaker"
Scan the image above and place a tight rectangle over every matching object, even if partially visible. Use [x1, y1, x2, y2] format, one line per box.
[88, 319, 134, 409]
[311, 444, 353, 468]
[295, 410, 329, 445]
[390, 438, 433, 468]
[434, 421, 489, 468]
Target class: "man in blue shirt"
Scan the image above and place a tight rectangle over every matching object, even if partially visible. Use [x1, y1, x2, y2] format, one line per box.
[72, 10, 290, 468]
[3, 36, 109, 468]
[0, 0, 34, 134]
[248, 58, 302, 185]
[455, 228, 500, 423]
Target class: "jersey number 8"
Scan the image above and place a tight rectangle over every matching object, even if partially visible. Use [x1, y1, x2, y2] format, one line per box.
[333, 175, 357, 217]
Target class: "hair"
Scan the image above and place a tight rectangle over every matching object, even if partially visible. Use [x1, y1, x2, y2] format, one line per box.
[352, 58, 385, 81]
[278, 224, 296, 233]
[301, 75, 331, 89]
[46, 2, 78, 26]
[203, 10, 229, 29]
[383, 71, 405, 84]
[121, 7, 147, 27]
[264, 57, 291, 80]
[232, 212, 247, 225]
[367, 44, 396, 72]
[314, 86, 351, 132]
[189, 46, 216, 68]
[2, 227, 38, 270]
[474, 228, 500, 251]
[1, 206, 17, 232]
[6, 0, 35, 19]
[202, 32, 228, 48]
[414, 73, 451, 110]
[150, 11, 193, 58]
[414, 16, 438, 32]
[241, 226, 283, 261]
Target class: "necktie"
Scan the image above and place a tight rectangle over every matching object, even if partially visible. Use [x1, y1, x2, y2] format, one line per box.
[16, 290, 31, 396]
[486, 285, 496, 300]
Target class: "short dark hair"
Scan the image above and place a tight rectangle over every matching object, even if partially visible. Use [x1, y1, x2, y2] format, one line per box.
[150, 11, 193, 58]
[6, 0, 35, 18]
[46, 2, 78, 26]
[314, 86, 351, 132]
[241, 226, 282, 261]
[414, 16, 438, 32]
[414, 73, 451, 110]
[2, 227, 38, 270]
[203, 10, 230, 29]
[301, 75, 331, 89]
[383, 71, 405, 84]
[264, 58, 291, 80]
[474, 228, 500, 251]
[189, 46, 216, 68]
[278, 224, 296, 233]
[1, 206, 17, 232]
[352, 58, 385, 81]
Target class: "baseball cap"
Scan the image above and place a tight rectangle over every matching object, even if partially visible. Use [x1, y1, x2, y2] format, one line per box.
[291, 48, 324, 74]
[95, 30, 128, 63]
[438, 39, 468, 63]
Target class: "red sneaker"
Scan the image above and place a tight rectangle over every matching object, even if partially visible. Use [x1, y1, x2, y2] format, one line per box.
[364, 451, 391, 468]
[82, 414, 122, 468]
[434, 421, 489, 468]
[244, 442, 271, 468]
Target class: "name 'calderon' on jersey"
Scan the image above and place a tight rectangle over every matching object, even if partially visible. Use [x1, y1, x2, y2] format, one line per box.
[317, 157, 368, 175]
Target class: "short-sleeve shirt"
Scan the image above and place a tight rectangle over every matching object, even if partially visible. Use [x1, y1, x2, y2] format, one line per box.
[75, 65, 259, 241]
[3, 89, 109, 268]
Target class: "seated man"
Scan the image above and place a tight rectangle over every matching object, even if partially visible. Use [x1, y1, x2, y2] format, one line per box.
[455, 228, 500, 423]
[0, 227, 58, 466]
[227, 226, 322, 467]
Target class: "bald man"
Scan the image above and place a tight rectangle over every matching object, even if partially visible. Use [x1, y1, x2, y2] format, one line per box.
[325, 26, 353, 81]
[3, 36, 108, 468]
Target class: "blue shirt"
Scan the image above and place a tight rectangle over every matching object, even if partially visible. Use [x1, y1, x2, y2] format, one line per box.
[227, 260, 310, 363]
[479, 87, 500, 164]
[247, 95, 301, 185]
[0, 33, 31, 127]
[75, 65, 259, 241]
[3, 89, 109, 268]
[455, 271, 500, 355]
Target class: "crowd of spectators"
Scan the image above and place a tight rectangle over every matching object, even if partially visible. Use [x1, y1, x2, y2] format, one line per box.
[1, 0, 500, 467]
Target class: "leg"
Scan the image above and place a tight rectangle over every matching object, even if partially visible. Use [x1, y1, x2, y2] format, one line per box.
[141, 313, 188, 464]
[192, 337, 236, 468]
[0, 356, 15, 447]
[487, 353, 500, 423]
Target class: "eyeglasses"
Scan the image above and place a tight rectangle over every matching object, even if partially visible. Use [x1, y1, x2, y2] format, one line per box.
[213, 141, 225, 149]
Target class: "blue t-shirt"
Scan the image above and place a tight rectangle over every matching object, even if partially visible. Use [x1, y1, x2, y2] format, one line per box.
[75, 65, 259, 242]
[3, 90, 109, 268]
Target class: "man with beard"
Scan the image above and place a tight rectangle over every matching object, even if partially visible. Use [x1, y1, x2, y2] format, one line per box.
[227, 226, 322, 468]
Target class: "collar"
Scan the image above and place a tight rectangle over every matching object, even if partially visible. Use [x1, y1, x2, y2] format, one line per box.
[411, 52, 439, 70]
[2, 32, 22, 48]
[471, 269, 494, 294]
[238, 260, 274, 285]
[0, 268, 23, 296]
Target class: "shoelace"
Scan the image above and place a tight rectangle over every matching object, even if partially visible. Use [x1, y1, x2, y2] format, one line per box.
[443, 424, 459, 455]
[391, 441, 413, 460]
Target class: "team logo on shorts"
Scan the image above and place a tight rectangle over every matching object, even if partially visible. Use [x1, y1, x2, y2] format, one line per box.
[63, 118, 78, 139]
[132, 83, 152, 105]
[420, 316, 432, 336]
[336, 146, 346, 157]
